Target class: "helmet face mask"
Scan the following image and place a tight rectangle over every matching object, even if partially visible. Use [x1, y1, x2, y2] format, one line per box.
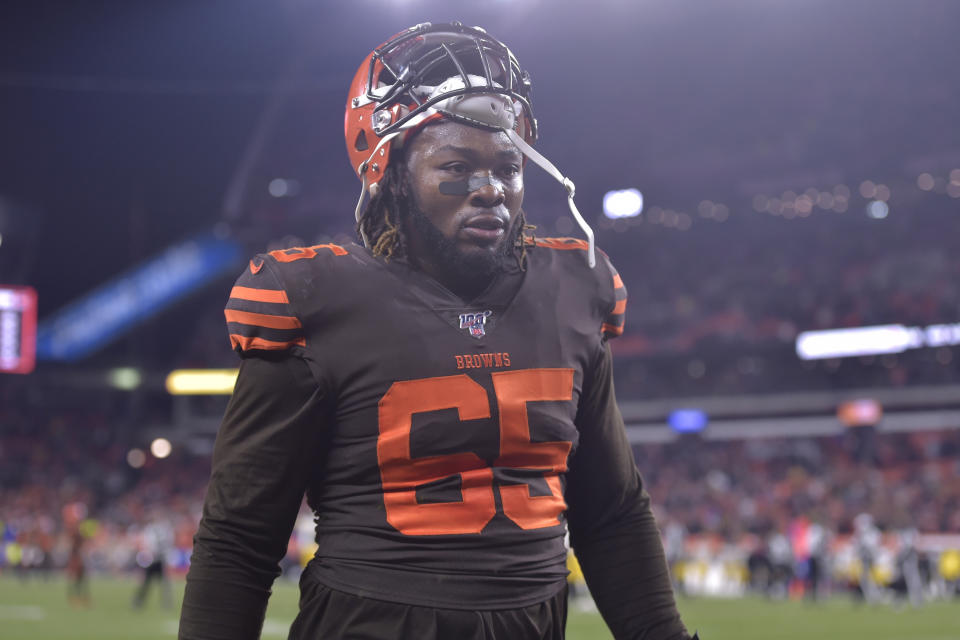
[367, 27, 535, 138]
[345, 23, 537, 186]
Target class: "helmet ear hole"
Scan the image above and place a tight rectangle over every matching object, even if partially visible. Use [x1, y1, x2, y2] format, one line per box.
[354, 130, 369, 152]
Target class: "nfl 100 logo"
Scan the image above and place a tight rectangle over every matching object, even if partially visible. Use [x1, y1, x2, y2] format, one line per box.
[459, 310, 492, 338]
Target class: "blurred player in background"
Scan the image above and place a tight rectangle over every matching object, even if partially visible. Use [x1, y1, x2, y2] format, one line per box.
[803, 516, 831, 601]
[853, 512, 882, 603]
[767, 529, 794, 599]
[63, 501, 90, 608]
[132, 512, 174, 610]
[893, 526, 924, 608]
[180, 22, 695, 640]
[663, 517, 688, 595]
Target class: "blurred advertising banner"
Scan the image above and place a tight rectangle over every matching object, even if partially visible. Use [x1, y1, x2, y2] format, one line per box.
[36, 232, 242, 361]
[0, 285, 37, 374]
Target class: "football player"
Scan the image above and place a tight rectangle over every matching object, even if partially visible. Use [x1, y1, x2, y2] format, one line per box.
[179, 22, 695, 640]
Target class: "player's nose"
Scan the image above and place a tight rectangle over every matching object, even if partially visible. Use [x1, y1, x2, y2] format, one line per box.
[470, 173, 505, 208]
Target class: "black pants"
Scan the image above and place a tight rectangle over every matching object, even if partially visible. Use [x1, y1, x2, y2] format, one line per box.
[289, 576, 568, 640]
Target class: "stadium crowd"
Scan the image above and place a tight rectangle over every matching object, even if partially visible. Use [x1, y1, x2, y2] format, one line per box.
[157, 184, 960, 400]
[3, 192, 960, 602]
[642, 428, 960, 538]
[2, 390, 959, 603]
[0, 390, 204, 581]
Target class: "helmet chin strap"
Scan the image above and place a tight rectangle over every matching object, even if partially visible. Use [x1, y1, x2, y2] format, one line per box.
[502, 128, 596, 268]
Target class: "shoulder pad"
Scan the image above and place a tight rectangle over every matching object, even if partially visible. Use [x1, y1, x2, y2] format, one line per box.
[224, 253, 310, 355]
[527, 237, 626, 340]
[260, 243, 349, 268]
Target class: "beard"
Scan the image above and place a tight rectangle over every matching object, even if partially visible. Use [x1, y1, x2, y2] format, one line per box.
[405, 197, 514, 298]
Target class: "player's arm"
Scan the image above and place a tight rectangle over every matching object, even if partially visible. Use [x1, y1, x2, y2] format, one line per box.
[180, 258, 327, 639]
[179, 353, 326, 640]
[565, 342, 693, 640]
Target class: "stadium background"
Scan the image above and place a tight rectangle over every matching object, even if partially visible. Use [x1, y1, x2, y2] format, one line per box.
[1, 1, 958, 638]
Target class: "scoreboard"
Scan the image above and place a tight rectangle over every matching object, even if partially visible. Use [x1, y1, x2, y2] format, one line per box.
[0, 285, 37, 374]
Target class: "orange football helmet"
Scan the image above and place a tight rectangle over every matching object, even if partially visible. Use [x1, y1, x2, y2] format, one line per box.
[344, 22, 537, 187]
[346, 22, 595, 267]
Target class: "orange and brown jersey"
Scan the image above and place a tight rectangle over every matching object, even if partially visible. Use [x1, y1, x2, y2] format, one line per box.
[192, 237, 634, 615]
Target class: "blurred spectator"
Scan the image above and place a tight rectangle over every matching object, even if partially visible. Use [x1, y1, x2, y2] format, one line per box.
[132, 513, 175, 609]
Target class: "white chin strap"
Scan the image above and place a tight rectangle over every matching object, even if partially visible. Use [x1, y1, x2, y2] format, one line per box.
[502, 128, 596, 269]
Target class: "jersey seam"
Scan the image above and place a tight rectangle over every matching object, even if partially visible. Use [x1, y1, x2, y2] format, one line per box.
[260, 255, 330, 393]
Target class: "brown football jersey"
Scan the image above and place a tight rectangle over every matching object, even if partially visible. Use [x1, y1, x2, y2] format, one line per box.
[221, 237, 626, 609]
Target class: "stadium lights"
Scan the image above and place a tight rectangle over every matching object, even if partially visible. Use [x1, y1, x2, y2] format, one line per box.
[127, 448, 146, 468]
[796, 322, 960, 360]
[837, 399, 883, 427]
[603, 188, 643, 219]
[668, 409, 708, 434]
[269, 178, 301, 198]
[150, 437, 172, 459]
[866, 200, 889, 219]
[165, 368, 239, 395]
[796, 325, 920, 360]
[108, 367, 142, 390]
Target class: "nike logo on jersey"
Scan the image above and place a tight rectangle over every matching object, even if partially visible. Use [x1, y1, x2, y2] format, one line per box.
[455, 352, 511, 370]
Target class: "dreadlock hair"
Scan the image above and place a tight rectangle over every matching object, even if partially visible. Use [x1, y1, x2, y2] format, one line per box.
[356, 156, 537, 270]
[357, 162, 409, 262]
[515, 213, 536, 271]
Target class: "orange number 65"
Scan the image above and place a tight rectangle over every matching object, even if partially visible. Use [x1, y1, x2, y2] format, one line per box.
[376, 368, 573, 536]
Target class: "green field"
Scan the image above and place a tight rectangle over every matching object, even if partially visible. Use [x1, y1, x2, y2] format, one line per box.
[0, 576, 957, 639]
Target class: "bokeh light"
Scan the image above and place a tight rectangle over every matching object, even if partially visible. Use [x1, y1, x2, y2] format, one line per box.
[150, 438, 172, 459]
[866, 200, 889, 219]
[127, 448, 146, 469]
[603, 188, 644, 219]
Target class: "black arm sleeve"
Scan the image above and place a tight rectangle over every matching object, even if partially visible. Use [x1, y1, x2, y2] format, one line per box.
[179, 354, 327, 640]
[565, 343, 691, 640]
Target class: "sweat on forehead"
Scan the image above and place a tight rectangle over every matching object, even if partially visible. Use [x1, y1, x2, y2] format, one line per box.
[402, 119, 520, 156]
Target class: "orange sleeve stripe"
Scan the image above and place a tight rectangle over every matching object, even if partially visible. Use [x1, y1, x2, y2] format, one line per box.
[601, 323, 624, 336]
[612, 274, 624, 289]
[230, 286, 289, 304]
[230, 334, 306, 351]
[224, 309, 302, 330]
[612, 299, 627, 314]
[529, 237, 591, 251]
